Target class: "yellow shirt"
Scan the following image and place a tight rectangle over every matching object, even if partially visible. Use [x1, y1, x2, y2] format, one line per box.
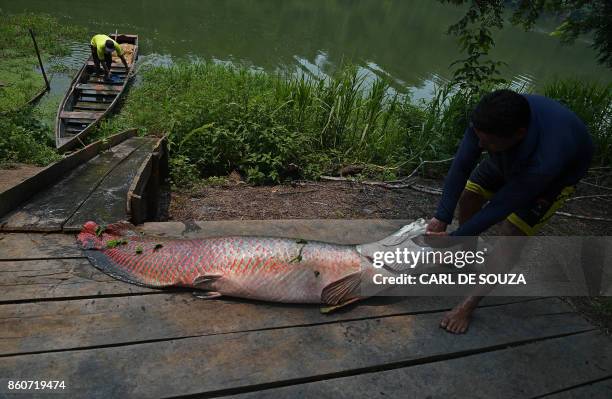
[90, 34, 123, 59]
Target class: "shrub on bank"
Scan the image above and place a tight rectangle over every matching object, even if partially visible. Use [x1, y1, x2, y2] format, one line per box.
[0, 108, 61, 166]
[96, 62, 611, 186]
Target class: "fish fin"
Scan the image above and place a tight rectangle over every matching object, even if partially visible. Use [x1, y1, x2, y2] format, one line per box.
[192, 291, 222, 299]
[321, 272, 362, 306]
[320, 297, 363, 314]
[193, 274, 223, 289]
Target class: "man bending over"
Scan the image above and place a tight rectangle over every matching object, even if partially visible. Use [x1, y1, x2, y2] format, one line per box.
[427, 89, 593, 334]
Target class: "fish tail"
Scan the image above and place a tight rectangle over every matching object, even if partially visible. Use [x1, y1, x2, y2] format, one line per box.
[356, 219, 428, 259]
[376, 219, 428, 247]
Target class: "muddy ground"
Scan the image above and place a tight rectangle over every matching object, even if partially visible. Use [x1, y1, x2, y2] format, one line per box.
[170, 177, 611, 236]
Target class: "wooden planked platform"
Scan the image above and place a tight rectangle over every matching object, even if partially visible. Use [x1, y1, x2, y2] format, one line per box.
[0, 136, 164, 233]
[0, 220, 609, 398]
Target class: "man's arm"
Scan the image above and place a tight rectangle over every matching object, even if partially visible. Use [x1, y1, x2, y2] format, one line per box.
[102, 58, 111, 76]
[431, 128, 482, 231]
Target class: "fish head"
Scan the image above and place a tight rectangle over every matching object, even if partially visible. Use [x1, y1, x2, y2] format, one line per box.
[76, 221, 137, 250]
[77, 221, 105, 250]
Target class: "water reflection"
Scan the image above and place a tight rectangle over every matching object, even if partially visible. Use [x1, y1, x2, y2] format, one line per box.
[7, 0, 610, 104]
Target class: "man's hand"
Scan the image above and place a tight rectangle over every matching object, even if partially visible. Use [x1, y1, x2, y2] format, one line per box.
[426, 217, 447, 234]
[424, 217, 451, 247]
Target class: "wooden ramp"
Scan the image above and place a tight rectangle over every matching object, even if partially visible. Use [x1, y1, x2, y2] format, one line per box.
[0, 130, 168, 233]
[0, 220, 610, 399]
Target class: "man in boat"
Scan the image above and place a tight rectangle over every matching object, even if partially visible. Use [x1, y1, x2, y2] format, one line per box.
[425, 89, 593, 334]
[90, 34, 129, 80]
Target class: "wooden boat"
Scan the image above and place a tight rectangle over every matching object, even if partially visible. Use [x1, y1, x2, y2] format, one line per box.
[55, 34, 138, 152]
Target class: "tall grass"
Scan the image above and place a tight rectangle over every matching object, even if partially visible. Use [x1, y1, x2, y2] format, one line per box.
[0, 107, 61, 167]
[0, 12, 87, 112]
[97, 62, 611, 186]
[100, 62, 472, 185]
[0, 13, 86, 166]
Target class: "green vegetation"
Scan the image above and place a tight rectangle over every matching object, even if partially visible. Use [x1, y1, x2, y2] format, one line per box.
[0, 12, 86, 112]
[95, 63, 473, 185]
[0, 13, 87, 167]
[106, 239, 128, 249]
[0, 107, 61, 167]
[96, 62, 611, 186]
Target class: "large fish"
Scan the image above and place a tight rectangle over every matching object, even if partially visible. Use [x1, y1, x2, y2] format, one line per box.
[77, 220, 428, 310]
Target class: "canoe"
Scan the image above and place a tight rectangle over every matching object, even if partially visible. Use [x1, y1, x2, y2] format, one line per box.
[55, 34, 138, 152]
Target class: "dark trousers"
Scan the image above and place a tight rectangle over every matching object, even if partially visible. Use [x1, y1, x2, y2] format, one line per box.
[90, 45, 112, 71]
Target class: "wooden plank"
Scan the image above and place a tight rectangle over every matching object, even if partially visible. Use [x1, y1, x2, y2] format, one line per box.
[228, 331, 612, 399]
[78, 89, 120, 96]
[0, 130, 135, 219]
[139, 219, 415, 244]
[74, 101, 109, 110]
[546, 378, 612, 398]
[75, 83, 122, 92]
[87, 76, 124, 84]
[60, 110, 104, 120]
[64, 127, 83, 133]
[0, 137, 146, 232]
[0, 292, 524, 355]
[64, 119, 95, 125]
[0, 258, 155, 303]
[126, 135, 167, 224]
[0, 233, 81, 259]
[63, 138, 160, 231]
[87, 60, 128, 69]
[0, 299, 594, 398]
[76, 96, 114, 103]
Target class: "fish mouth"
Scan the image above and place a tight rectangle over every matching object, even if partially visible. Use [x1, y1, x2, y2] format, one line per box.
[76, 221, 103, 250]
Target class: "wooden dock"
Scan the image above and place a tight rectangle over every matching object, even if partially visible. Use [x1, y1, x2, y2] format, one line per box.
[0, 129, 168, 233]
[0, 220, 611, 398]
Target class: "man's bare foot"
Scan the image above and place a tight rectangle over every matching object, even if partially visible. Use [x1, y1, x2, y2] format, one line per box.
[440, 297, 480, 334]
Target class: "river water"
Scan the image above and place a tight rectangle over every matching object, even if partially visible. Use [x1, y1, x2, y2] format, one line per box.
[5, 0, 611, 101]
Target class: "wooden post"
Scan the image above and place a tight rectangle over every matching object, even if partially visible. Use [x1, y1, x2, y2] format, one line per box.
[28, 28, 50, 91]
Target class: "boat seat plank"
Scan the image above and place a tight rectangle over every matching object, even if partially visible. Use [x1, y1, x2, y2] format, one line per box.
[60, 111, 104, 120]
[74, 101, 109, 108]
[74, 102, 109, 111]
[87, 76, 124, 84]
[87, 60, 128, 69]
[64, 118, 95, 125]
[76, 83, 123, 92]
[78, 89, 120, 96]
[77, 96, 114, 103]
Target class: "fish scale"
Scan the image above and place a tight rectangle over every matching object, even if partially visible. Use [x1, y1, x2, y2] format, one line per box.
[77, 221, 368, 304]
[77, 220, 429, 307]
